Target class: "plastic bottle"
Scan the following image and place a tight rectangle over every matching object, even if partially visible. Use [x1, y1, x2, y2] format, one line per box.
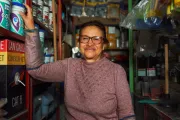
[10, 2, 25, 36]
[0, 0, 11, 30]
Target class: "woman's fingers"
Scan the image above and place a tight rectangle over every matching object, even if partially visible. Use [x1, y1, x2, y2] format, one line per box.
[19, 4, 35, 29]
[24, 4, 31, 13]
[19, 11, 26, 20]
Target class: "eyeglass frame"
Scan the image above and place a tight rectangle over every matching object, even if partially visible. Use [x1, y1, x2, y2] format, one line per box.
[79, 35, 104, 44]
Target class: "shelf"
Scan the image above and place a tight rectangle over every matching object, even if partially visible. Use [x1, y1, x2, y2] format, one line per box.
[0, 27, 25, 41]
[34, 18, 53, 38]
[7, 109, 28, 120]
[73, 16, 120, 26]
[104, 48, 129, 51]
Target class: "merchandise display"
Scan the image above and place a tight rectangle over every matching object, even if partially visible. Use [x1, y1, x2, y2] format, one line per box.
[12, 0, 24, 4]
[84, 5, 95, 17]
[0, 0, 11, 30]
[0, 39, 26, 118]
[94, 4, 107, 18]
[49, 12, 53, 31]
[70, 4, 83, 17]
[43, 5, 50, 27]
[39, 29, 45, 52]
[10, 2, 25, 36]
[32, 4, 38, 17]
[107, 3, 120, 19]
[37, 5, 43, 22]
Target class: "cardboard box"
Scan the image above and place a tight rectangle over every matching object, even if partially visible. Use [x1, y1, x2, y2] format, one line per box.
[0, 39, 26, 118]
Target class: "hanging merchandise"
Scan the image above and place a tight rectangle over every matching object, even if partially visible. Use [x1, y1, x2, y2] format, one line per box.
[144, 0, 164, 28]
[94, 4, 107, 18]
[43, 6, 49, 27]
[121, 0, 169, 30]
[10, 2, 25, 36]
[0, 0, 10, 30]
[174, 0, 180, 10]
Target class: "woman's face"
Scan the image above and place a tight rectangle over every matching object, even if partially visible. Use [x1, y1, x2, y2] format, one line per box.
[79, 26, 104, 63]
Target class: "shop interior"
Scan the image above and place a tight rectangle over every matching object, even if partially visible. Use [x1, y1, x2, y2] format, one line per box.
[0, 0, 180, 119]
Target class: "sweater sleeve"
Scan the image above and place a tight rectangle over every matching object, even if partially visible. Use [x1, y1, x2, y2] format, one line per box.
[115, 65, 135, 119]
[25, 30, 67, 82]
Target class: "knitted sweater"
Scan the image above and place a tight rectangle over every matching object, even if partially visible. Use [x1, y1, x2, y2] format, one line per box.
[25, 31, 135, 120]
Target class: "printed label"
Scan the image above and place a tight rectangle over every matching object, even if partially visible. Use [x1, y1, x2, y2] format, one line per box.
[0, 2, 10, 29]
[0, 52, 25, 65]
[10, 13, 24, 36]
[0, 40, 7, 52]
[11, 13, 20, 31]
[0, 40, 24, 53]
[12, 95, 23, 108]
[0, 4, 3, 23]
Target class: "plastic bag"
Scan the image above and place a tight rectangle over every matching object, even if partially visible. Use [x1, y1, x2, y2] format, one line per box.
[120, 0, 168, 30]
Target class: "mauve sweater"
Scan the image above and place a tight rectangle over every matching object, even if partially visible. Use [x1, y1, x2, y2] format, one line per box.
[25, 31, 135, 120]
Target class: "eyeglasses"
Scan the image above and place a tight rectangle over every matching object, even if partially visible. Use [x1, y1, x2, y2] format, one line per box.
[79, 35, 104, 44]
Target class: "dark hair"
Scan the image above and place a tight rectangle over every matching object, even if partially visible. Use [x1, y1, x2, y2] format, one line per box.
[79, 20, 109, 44]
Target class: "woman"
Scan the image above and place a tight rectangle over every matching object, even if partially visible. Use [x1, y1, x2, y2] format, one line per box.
[20, 4, 135, 120]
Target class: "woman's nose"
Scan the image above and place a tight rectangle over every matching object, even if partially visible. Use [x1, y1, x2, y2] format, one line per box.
[87, 38, 94, 45]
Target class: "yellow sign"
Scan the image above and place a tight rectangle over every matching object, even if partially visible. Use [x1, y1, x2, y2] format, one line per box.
[0, 52, 25, 65]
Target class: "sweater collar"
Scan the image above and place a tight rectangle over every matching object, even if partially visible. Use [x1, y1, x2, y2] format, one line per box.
[81, 57, 106, 66]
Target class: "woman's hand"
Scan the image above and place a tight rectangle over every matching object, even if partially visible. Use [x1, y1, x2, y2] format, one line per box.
[19, 4, 35, 30]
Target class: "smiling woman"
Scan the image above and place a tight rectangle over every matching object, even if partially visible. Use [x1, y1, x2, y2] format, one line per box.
[22, 4, 135, 120]
[78, 21, 109, 63]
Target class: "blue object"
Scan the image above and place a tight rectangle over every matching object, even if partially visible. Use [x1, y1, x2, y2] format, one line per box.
[12, 2, 25, 8]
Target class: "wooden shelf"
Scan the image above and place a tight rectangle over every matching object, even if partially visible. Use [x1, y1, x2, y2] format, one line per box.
[104, 48, 129, 51]
[73, 16, 120, 26]
[34, 18, 53, 38]
[0, 27, 25, 41]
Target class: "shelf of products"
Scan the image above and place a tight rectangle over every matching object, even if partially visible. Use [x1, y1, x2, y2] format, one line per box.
[0, 27, 25, 41]
[34, 18, 53, 38]
[104, 48, 129, 52]
[73, 16, 120, 26]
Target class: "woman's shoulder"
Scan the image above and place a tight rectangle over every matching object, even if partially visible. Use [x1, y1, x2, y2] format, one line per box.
[104, 58, 126, 74]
